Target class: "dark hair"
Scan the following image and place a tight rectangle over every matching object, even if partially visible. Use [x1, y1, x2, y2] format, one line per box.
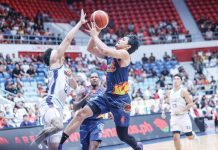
[43, 48, 53, 66]
[126, 34, 140, 54]
[23, 114, 28, 118]
[174, 74, 182, 80]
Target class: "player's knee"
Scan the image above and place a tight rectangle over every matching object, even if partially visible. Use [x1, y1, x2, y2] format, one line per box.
[173, 135, 180, 142]
[75, 109, 88, 122]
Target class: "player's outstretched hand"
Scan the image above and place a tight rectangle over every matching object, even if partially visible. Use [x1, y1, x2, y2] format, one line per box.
[86, 22, 99, 37]
[80, 9, 87, 24]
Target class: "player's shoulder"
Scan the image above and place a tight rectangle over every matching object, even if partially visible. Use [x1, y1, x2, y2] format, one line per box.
[180, 87, 189, 97]
[49, 63, 64, 70]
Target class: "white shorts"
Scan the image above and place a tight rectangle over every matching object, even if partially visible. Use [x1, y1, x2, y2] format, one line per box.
[40, 106, 63, 143]
[170, 114, 192, 133]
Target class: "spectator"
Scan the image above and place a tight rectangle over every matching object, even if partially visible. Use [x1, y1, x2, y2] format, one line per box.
[163, 52, 170, 62]
[205, 29, 213, 40]
[11, 53, 20, 63]
[149, 53, 156, 63]
[150, 105, 156, 114]
[14, 92, 25, 103]
[144, 87, 151, 100]
[156, 76, 165, 88]
[27, 108, 36, 124]
[2, 118, 14, 129]
[210, 76, 216, 84]
[161, 67, 169, 76]
[20, 114, 33, 127]
[12, 63, 23, 78]
[37, 83, 46, 97]
[132, 88, 144, 99]
[153, 90, 160, 100]
[170, 65, 179, 76]
[23, 54, 32, 63]
[127, 22, 134, 32]
[171, 54, 177, 61]
[141, 53, 148, 64]
[26, 64, 36, 77]
[5, 80, 17, 94]
[4, 106, 13, 118]
[184, 76, 194, 91]
[0, 53, 5, 64]
[37, 53, 43, 62]
[150, 68, 157, 77]
[202, 104, 213, 119]
[5, 54, 12, 64]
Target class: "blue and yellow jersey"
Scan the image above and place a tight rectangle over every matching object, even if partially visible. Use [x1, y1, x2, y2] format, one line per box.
[106, 57, 129, 95]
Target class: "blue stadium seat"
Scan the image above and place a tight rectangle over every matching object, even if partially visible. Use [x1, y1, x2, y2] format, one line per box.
[3, 72, 11, 78]
[21, 77, 29, 82]
[30, 81, 37, 86]
[38, 64, 45, 68]
[0, 78, 5, 83]
[36, 77, 44, 82]
[38, 72, 45, 77]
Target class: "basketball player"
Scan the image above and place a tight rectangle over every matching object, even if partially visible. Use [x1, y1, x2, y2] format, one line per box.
[162, 74, 199, 150]
[33, 10, 87, 150]
[58, 22, 143, 150]
[73, 72, 105, 150]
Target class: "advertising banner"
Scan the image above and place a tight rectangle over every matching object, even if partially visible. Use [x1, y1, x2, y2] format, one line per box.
[0, 113, 200, 150]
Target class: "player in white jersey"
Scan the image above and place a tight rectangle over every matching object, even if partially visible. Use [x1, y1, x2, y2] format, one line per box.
[162, 74, 199, 150]
[33, 10, 87, 150]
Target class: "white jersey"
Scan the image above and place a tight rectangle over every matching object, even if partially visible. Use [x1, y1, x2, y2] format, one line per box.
[169, 87, 188, 115]
[40, 65, 73, 111]
[169, 87, 192, 133]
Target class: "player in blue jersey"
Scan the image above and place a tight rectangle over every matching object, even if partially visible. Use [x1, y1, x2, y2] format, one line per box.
[73, 72, 105, 150]
[58, 23, 143, 150]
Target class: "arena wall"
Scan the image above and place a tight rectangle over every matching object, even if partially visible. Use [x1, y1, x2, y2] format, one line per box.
[0, 40, 218, 62]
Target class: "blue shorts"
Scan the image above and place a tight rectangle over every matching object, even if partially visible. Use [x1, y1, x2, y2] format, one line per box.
[80, 119, 104, 150]
[87, 93, 131, 127]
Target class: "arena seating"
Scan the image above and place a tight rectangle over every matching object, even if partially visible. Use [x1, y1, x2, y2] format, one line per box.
[186, 0, 218, 39]
[74, 0, 187, 44]
[0, 0, 188, 44]
[0, 0, 78, 22]
[186, 0, 218, 23]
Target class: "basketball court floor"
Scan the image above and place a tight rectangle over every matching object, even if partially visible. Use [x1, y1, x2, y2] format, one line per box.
[101, 133, 218, 150]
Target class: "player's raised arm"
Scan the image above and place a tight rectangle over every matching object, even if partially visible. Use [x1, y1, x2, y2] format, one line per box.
[87, 37, 106, 58]
[87, 23, 129, 60]
[50, 10, 87, 63]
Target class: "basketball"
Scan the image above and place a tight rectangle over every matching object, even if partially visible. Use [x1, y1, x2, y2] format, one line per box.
[90, 10, 109, 29]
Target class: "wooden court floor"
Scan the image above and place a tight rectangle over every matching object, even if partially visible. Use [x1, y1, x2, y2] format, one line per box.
[119, 134, 218, 150]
